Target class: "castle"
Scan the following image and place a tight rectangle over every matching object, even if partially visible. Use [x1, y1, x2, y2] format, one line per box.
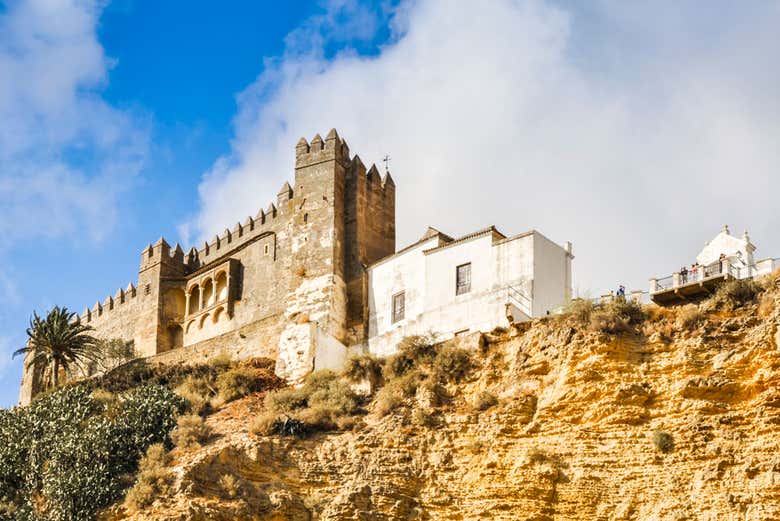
[19, 130, 573, 404]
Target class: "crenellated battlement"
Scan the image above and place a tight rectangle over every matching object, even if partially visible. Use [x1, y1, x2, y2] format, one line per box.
[23, 128, 399, 405]
[81, 282, 138, 324]
[295, 128, 351, 168]
[140, 238, 188, 272]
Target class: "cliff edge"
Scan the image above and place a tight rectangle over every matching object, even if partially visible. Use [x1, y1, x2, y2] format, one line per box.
[108, 274, 780, 521]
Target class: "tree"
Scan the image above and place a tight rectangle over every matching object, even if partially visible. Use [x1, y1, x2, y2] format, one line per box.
[13, 307, 100, 389]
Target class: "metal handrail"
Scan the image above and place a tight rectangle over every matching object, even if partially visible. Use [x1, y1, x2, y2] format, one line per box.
[506, 284, 532, 316]
[652, 255, 779, 294]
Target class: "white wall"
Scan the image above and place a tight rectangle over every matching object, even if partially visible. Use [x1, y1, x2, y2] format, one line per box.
[531, 232, 573, 316]
[366, 228, 571, 357]
[697, 229, 755, 266]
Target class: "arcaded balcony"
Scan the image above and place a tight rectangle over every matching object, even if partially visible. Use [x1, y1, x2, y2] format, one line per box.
[182, 258, 240, 336]
[649, 257, 778, 304]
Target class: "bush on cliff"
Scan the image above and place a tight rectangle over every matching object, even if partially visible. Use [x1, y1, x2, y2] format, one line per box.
[589, 299, 646, 335]
[0, 384, 184, 521]
[259, 370, 362, 436]
[705, 278, 764, 312]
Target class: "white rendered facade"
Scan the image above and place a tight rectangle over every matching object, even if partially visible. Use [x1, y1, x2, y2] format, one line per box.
[365, 226, 573, 357]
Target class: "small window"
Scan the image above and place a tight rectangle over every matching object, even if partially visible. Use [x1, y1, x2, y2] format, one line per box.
[392, 291, 405, 323]
[144, 284, 151, 296]
[303, 213, 309, 223]
[264, 244, 269, 256]
[456, 263, 471, 295]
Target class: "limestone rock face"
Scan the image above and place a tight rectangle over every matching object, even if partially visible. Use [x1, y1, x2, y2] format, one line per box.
[110, 281, 780, 521]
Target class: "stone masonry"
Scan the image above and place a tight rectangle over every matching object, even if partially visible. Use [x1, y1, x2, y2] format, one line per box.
[19, 129, 395, 404]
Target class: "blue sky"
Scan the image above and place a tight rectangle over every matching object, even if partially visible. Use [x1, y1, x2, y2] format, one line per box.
[1, 0, 779, 408]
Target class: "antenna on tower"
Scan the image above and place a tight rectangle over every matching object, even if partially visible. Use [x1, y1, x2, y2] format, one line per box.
[382, 154, 391, 173]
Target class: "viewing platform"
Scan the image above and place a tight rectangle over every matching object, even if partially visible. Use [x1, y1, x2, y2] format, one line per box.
[650, 257, 778, 305]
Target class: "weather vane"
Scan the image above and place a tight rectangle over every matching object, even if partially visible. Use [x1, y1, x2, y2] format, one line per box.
[382, 155, 391, 173]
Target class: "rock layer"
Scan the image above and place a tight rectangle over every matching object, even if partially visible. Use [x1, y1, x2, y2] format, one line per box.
[109, 278, 780, 521]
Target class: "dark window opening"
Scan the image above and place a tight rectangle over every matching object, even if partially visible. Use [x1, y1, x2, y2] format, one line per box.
[392, 291, 405, 323]
[456, 263, 471, 295]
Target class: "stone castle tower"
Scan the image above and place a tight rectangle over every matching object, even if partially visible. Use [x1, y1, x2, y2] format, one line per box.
[20, 129, 395, 404]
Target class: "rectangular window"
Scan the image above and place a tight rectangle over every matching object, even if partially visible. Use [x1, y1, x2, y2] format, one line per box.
[456, 263, 471, 295]
[392, 291, 405, 323]
[263, 244, 269, 256]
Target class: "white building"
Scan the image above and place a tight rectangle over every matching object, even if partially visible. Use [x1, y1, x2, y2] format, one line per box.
[365, 226, 573, 356]
[650, 225, 779, 304]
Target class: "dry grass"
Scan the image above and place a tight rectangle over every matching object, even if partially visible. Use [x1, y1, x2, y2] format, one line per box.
[565, 298, 595, 324]
[374, 387, 403, 417]
[589, 299, 645, 334]
[675, 304, 704, 331]
[174, 376, 213, 415]
[705, 278, 763, 311]
[218, 474, 246, 499]
[124, 444, 173, 511]
[250, 412, 282, 436]
[212, 361, 283, 406]
[758, 293, 775, 318]
[171, 414, 212, 450]
[260, 370, 362, 436]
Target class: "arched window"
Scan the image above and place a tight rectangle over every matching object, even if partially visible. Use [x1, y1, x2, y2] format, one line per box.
[213, 306, 224, 323]
[203, 279, 215, 307]
[189, 285, 201, 314]
[215, 271, 228, 302]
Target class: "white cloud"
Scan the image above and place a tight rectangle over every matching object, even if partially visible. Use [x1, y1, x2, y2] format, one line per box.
[187, 0, 780, 293]
[0, 0, 149, 243]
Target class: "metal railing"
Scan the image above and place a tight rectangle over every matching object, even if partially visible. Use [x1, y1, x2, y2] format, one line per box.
[651, 256, 779, 295]
[506, 284, 532, 317]
[655, 275, 674, 291]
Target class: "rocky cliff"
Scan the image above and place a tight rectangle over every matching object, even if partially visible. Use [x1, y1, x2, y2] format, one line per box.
[109, 275, 780, 521]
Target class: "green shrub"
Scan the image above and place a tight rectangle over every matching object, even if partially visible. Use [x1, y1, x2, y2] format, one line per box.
[215, 366, 256, 403]
[384, 352, 415, 379]
[342, 353, 384, 388]
[652, 430, 674, 453]
[171, 414, 211, 450]
[432, 346, 473, 383]
[0, 384, 184, 520]
[398, 335, 437, 362]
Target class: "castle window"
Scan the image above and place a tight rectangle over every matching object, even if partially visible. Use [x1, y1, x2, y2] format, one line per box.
[392, 291, 405, 323]
[264, 244, 269, 256]
[456, 263, 471, 295]
[303, 213, 309, 224]
[144, 284, 151, 296]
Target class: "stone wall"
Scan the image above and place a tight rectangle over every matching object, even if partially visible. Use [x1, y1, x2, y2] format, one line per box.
[19, 129, 397, 405]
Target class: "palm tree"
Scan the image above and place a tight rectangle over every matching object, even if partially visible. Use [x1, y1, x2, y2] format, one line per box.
[13, 306, 100, 389]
